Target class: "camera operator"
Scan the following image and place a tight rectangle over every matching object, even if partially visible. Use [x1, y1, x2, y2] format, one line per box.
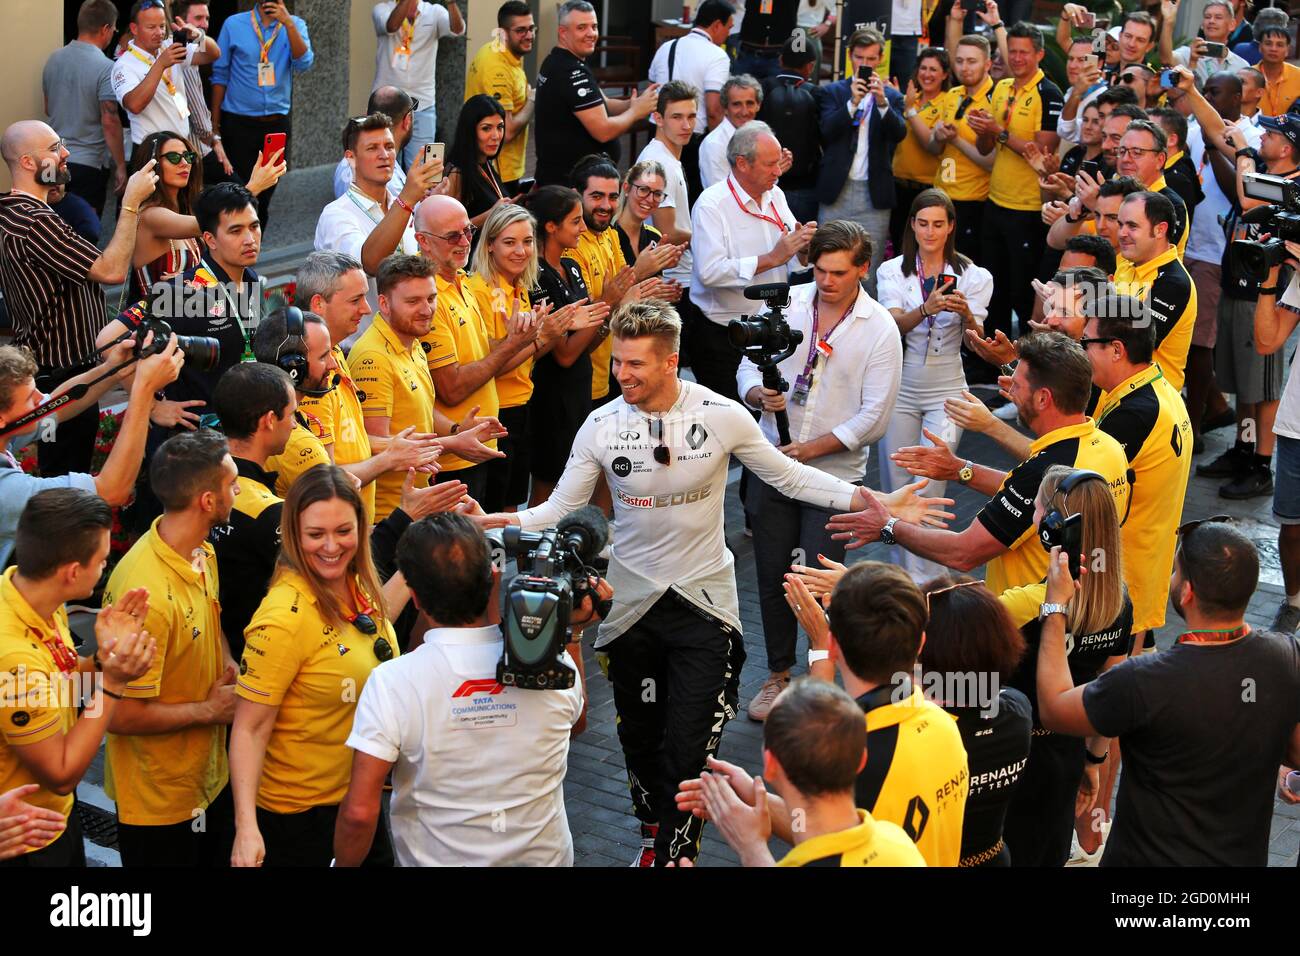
[487, 300, 953, 865]
[0, 337, 183, 568]
[334, 514, 607, 866]
[737, 221, 902, 721]
[1197, 113, 1300, 500]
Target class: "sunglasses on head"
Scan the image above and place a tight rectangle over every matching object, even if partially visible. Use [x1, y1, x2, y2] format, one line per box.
[1177, 514, 1233, 538]
[924, 579, 982, 613]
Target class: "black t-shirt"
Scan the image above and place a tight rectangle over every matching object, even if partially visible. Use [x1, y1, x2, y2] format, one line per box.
[535, 47, 617, 187]
[530, 256, 594, 390]
[1083, 630, 1300, 866]
[1164, 152, 1205, 226]
[947, 689, 1032, 864]
[613, 221, 662, 274]
[759, 75, 823, 189]
[1057, 145, 1111, 181]
[209, 457, 281, 660]
[740, 0, 799, 45]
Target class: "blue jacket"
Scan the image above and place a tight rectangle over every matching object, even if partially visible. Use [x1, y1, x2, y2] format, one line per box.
[816, 80, 906, 209]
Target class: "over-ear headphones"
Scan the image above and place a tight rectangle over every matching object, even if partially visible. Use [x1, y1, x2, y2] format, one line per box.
[274, 306, 309, 387]
[1038, 470, 1107, 574]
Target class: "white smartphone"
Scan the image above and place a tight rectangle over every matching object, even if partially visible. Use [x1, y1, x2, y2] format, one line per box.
[422, 142, 445, 184]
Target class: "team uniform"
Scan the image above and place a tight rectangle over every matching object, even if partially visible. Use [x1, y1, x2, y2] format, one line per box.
[464, 37, 529, 184]
[934, 78, 994, 259]
[512, 381, 861, 863]
[534, 46, 613, 186]
[265, 411, 332, 498]
[1145, 174, 1190, 258]
[210, 458, 282, 662]
[1113, 247, 1197, 391]
[946, 688, 1032, 867]
[298, 345, 377, 522]
[891, 97, 944, 247]
[1094, 365, 1193, 633]
[777, 809, 927, 867]
[570, 226, 629, 403]
[976, 419, 1131, 596]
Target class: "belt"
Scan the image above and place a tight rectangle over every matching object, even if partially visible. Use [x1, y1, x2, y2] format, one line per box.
[739, 41, 784, 54]
[960, 838, 1005, 867]
[223, 112, 289, 124]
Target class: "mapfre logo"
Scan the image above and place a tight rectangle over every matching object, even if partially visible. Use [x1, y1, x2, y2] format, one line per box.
[452, 678, 504, 697]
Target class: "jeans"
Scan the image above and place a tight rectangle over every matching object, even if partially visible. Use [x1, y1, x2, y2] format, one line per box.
[401, 103, 438, 172]
[819, 178, 890, 295]
[732, 48, 782, 81]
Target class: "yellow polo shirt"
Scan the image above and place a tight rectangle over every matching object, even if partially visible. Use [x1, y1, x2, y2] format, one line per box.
[1114, 247, 1196, 391]
[893, 97, 943, 185]
[989, 69, 1064, 211]
[104, 520, 227, 826]
[0, 568, 78, 849]
[1146, 174, 1190, 257]
[237, 569, 397, 814]
[778, 809, 927, 867]
[571, 226, 628, 400]
[465, 39, 529, 182]
[421, 270, 500, 471]
[1260, 62, 1300, 117]
[975, 418, 1131, 596]
[934, 77, 995, 202]
[266, 413, 331, 498]
[466, 271, 534, 409]
[299, 345, 376, 523]
[350, 313, 437, 521]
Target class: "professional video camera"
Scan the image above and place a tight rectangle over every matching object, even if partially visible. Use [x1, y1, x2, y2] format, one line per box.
[727, 282, 802, 444]
[1230, 172, 1300, 281]
[498, 506, 612, 690]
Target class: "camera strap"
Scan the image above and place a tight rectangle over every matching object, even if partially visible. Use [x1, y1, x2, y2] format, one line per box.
[0, 357, 132, 440]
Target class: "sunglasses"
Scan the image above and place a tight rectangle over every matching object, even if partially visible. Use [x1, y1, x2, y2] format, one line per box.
[160, 150, 197, 166]
[653, 417, 671, 467]
[924, 579, 982, 613]
[1079, 336, 1118, 348]
[345, 584, 393, 660]
[1177, 514, 1233, 538]
[419, 224, 478, 245]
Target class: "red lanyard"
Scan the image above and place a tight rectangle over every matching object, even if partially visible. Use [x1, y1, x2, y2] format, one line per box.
[804, 295, 852, 374]
[1177, 624, 1250, 645]
[34, 627, 78, 675]
[727, 178, 789, 233]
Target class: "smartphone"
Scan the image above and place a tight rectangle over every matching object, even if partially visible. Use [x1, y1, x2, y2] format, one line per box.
[970, 0, 987, 11]
[422, 142, 445, 184]
[515, 177, 537, 195]
[260, 131, 286, 166]
[1079, 10, 1096, 27]
[1078, 158, 1102, 178]
[1160, 68, 1177, 89]
[1204, 41, 1226, 58]
[857, 65, 873, 82]
[922, 274, 959, 296]
[1084, 53, 1100, 70]
[172, 29, 189, 47]
[1288, 771, 1300, 795]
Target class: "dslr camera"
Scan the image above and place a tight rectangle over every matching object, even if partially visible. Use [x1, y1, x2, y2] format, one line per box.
[130, 317, 221, 372]
[1230, 172, 1300, 281]
[498, 506, 611, 690]
[727, 282, 803, 445]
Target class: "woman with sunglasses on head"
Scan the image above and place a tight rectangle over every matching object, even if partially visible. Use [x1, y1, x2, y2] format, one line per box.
[440, 94, 511, 239]
[918, 575, 1032, 867]
[230, 465, 399, 867]
[125, 130, 286, 301]
[519, 185, 611, 507]
[891, 48, 951, 250]
[876, 188, 992, 583]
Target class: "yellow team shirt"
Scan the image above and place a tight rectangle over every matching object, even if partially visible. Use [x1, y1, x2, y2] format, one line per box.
[858, 687, 968, 867]
[893, 97, 944, 185]
[104, 520, 227, 826]
[466, 271, 534, 409]
[266, 413, 331, 498]
[350, 313, 437, 521]
[976, 419, 1131, 596]
[1146, 174, 1190, 258]
[421, 271, 500, 471]
[989, 69, 1064, 212]
[1260, 62, 1300, 117]
[0, 568, 78, 849]
[1095, 365, 1193, 633]
[934, 78, 995, 202]
[778, 809, 927, 867]
[1114, 247, 1197, 391]
[236, 569, 397, 814]
[465, 40, 529, 182]
[571, 226, 628, 400]
[299, 345, 376, 523]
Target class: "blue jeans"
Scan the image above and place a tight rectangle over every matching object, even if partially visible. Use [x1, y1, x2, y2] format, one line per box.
[732, 48, 782, 81]
[400, 103, 438, 172]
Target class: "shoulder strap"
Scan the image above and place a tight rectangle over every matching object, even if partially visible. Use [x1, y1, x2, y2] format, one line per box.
[668, 38, 680, 80]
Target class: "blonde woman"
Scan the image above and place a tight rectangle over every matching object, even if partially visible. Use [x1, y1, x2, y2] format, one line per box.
[230, 465, 398, 867]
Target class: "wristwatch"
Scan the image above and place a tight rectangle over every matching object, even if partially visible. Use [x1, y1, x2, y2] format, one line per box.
[880, 516, 900, 545]
[958, 460, 975, 484]
[1084, 749, 1108, 765]
[1039, 602, 1069, 621]
[997, 129, 1010, 145]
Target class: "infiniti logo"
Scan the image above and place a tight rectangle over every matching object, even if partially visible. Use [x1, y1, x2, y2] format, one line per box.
[619, 430, 641, 441]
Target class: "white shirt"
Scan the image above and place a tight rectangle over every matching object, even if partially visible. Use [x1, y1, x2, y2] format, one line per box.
[111, 40, 196, 146]
[698, 117, 739, 189]
[513, 381, 858, 644]
[876, 255, 994, 363]
[347, 626, 583, 867]
[636, 137, 693, 283]
[892, 0, 923, 36]
[1056, 83, 1106, 144]
[737, 283, 903, 479]
[798, 0, 835, 28]
[333, 156, 407, 199]
[690, 173, 799, 326]
[1184, 116, 1262, 265]
[647, 27, 731, 135]
[1173, 45, 1250, 85]
[1273, 274, 1300, 439]
[371, 1, 463, 105]
[847, 98, 891, 181]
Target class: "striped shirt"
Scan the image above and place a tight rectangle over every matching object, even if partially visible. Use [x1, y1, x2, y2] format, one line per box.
[0, 193, 104, 369]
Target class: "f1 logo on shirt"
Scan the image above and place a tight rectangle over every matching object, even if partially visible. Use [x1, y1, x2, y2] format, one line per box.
[453, 678, 504, 697]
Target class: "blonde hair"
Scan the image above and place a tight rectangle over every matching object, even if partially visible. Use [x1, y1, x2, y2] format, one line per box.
[618, 159, 666, 221]
[274, 465, 388, 632]
[471, 203, 539, 293]
[610, 300, 681, 355]
[1037, 464, 1126, 636]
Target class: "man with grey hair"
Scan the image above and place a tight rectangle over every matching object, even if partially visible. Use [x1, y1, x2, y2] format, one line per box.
[698, 74, 762, 189]
[534, 0, 660, 185]
[689, 121, 816, 403]
[1160, 0, 1249, 85]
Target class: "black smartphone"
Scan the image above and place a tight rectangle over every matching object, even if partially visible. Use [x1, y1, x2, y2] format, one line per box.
[857, 65, 873, 82]
[1078, 158, 1102, 178]
[515, 177, 537, 195]
[971, 0, 987, 11]
[172, 29, 188, 46]
[1204, 41, 1227, 58]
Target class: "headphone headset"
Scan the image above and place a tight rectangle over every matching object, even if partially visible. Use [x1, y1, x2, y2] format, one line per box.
[273, 306, 309, 386]
[1038, 470, 1107, 577]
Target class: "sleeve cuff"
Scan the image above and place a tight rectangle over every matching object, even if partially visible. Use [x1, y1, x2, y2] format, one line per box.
[736, 255, 759, 283]
[831, 422, 862, 451]
[346, 733, 399, 764]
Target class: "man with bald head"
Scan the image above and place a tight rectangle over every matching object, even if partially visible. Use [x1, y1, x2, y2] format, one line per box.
[0, 120, 159, 476]
[413, 195, 537, 504]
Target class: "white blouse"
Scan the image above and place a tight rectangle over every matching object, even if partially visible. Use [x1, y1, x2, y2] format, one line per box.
[876, 255, 993, 364]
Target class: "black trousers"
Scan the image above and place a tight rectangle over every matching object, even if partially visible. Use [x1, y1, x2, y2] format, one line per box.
[116, 783, 235, 867]
[436, 460, 489, 504]
[257, 802, 394, 867]
[220, 111, 290, 227]
[675, 287, 710, 374]
[981, 201, 1045, 341]
[689, 317, 743, 404]
[34, 366, 98, 477]
[1002, 732, 1086, 867]
[483, 403, 530, 512]
[601, 590, 745, 864]
[0, 802, 85, 867]
[67, 163, 110, 218]
[953, 199, 986, 265]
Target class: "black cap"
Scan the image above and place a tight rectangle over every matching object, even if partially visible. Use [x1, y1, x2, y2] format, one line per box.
[780, 32, 817, 69]
[1259, 112, 1300, 148]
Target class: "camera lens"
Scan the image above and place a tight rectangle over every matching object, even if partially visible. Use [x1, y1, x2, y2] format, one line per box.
[174, 335, 221, 372]
[727, 318, 766, 350]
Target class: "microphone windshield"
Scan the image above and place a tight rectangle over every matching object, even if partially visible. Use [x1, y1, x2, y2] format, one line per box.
[556, 505, 609, 563]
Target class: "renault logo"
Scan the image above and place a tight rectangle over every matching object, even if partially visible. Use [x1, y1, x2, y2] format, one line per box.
[686, 424, 708, 450]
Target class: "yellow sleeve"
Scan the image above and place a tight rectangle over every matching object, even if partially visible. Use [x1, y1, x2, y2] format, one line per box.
[118, 603, 172, 700]
[351, 348, 395, 418]
[999, 582, 1047, 629]
[298, 392, 337, 447]
[0, 650, 68, 746]
[425, 301, 461, 371]
[236, 597, 307, 708]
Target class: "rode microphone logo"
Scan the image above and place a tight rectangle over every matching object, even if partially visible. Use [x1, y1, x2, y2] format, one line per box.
[453, 678, 505, 697]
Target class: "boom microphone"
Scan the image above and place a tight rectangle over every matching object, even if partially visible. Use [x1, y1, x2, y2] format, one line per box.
[556, 505, 609, 563]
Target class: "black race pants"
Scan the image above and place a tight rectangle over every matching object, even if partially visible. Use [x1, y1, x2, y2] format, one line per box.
[1002, 731, 1086, 867]
[116, 783, 235, 867]
[483, 403, 530, 512]
[257, 802, 394, 867]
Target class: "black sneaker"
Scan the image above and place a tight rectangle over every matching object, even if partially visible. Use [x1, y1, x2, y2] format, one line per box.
[1201, 407, 1237, 433]
[1197, 445, 1251, 479]
[1219, 466, 1273, 500]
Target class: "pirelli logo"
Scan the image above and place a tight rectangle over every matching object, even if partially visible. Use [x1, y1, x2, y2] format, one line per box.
[617, 485, 711, 509]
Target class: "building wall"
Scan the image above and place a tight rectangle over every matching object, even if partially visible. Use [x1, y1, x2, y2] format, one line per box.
[0, 0, 66, 190]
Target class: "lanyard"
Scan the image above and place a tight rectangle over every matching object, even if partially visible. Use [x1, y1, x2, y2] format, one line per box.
[1176, 623, 1249, 645]
[726, 178, 789, 233]
[34, 625, 78, 675]
[1097, 365, 1163, 425]
[346, 186, 386, 225]
[209, 271, 258, 359]
[129, 46, 176, 96]
[250, 10, 283, 63]
[803, 295, 852, 375]
[916, 256, 939, 329]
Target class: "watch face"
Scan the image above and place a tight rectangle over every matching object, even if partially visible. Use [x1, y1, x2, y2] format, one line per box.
[959, 466, 973, 481]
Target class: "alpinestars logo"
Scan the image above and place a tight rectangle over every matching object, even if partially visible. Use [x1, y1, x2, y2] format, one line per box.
[453, 678, 504, 697]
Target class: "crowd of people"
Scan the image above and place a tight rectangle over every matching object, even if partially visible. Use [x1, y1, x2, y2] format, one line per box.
[1, 0, 1299, 871]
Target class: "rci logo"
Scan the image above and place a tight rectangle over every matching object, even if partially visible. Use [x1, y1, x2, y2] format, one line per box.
[612, 456, 632, 477]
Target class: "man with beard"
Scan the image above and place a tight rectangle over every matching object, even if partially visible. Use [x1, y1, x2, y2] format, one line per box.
[1113, 119, 1189, 257]
[464, 1, 536, 192]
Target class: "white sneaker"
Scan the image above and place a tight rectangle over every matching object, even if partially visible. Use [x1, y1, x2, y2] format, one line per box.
[994, 402, 1019, 421]
[1065, 820, 1110, 866]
